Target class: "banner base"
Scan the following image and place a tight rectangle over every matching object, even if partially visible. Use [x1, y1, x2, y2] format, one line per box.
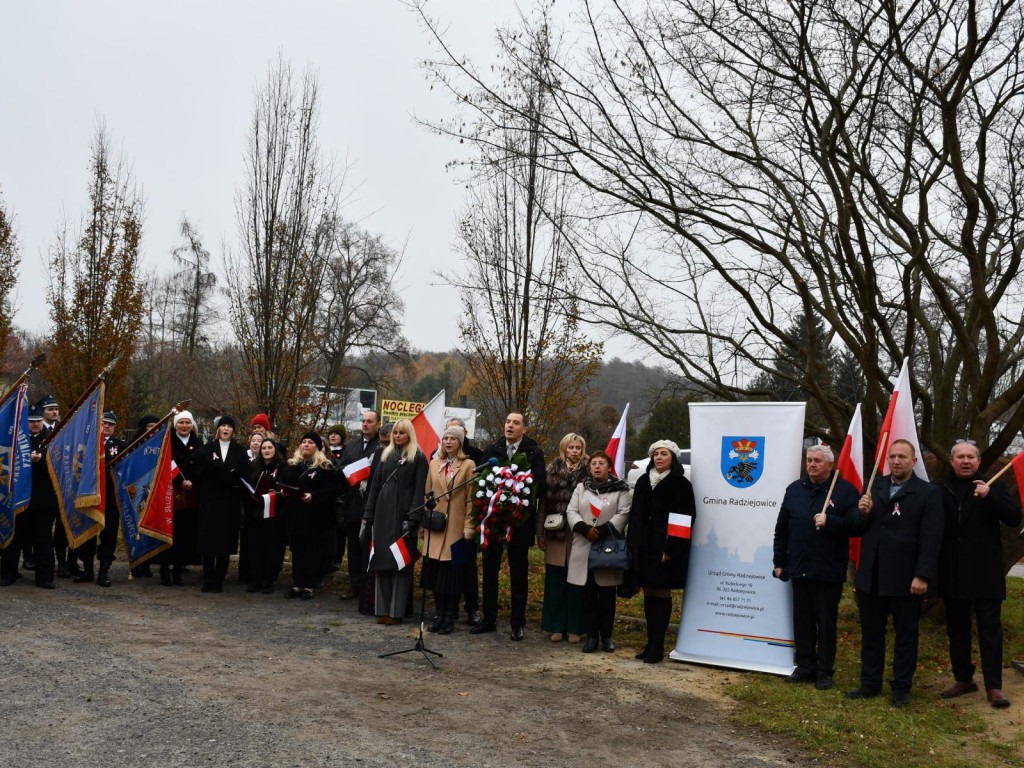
[669, 649, 793, 677]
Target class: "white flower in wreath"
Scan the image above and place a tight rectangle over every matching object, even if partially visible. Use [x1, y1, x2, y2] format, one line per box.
[522, 487, 530, 495]
[476, 491, 484, 498]
[486, 490, 494, 498]
[500, 494, 508, 502]
[525, 477, 533, 484]
[510, 464, 518, 471]
[478, 480, 486, 487]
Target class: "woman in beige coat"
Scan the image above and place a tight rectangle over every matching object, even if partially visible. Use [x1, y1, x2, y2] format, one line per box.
[421, 425, 477, 634]
[566, 451, 631, 653]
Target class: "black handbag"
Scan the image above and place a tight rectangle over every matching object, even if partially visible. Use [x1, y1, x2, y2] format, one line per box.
[422, 508, 448, 533]
[587, 525, 630, 571]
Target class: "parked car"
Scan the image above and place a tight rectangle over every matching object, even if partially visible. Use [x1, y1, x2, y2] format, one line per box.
[627, 447, 691, 488]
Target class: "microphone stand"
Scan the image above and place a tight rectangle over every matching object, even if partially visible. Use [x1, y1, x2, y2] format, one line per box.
[378, 462, 493, 669]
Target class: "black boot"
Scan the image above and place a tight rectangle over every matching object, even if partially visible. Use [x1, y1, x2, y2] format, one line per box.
[67, 552, 84, 578]
[96, 558, 112, 588]
[644, 596, 673, 663]
[159, 565, 173, 586]
[428, 594, 446, 632]
[56, 549, 70, 579]
[172, 565, 184, 586]
[73, 557, 95, 583]
[635, 598, 654, 659]
[439, 609, 457, 634]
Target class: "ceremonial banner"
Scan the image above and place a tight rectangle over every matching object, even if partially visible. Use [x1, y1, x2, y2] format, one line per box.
[671, 402, 805, 675]
[48, 382, 105, 549]
[111, 421, 174, 567]
[0, 382, 31, 548]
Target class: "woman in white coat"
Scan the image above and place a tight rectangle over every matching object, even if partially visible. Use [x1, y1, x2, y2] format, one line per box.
[566, 450, 630, 653]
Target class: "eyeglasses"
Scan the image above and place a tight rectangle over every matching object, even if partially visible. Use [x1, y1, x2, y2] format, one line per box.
[954, 439, 977, 446]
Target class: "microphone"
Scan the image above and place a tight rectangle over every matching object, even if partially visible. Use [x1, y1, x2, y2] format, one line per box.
[472, 457, 500, 475]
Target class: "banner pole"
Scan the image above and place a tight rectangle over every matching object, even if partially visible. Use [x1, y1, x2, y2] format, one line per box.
[109, 399, 191, 468]
[863, 430, 889, 494]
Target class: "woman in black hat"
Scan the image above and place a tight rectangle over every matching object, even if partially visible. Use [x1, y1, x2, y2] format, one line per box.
[195, 415, 248, 592]
[279, 432, 337, 599]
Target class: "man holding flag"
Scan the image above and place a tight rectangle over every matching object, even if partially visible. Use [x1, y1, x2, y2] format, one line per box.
[337, 410, 381, 600]
[72, 410, 126, 587]
[773, 445, 861, 690]
[936, 440, 1022, 708]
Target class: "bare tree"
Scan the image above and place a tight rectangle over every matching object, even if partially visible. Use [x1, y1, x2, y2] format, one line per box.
[442, 16, 603, 449]
[419, 0, 1024, 465]
[227, 56, 343, 437]
[171, 216, 217, 359]
[46, 123, 143, 418]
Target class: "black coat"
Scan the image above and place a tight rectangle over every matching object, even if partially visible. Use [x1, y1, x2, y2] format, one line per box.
[30, 429, 59, 513]
[773, 472, 860, 583]
[937, 470, 1022, 601]
[195, 438, 249, 556]
[364, 448, 428, 571]
[852, 473, 944, 596]
[627, 459, 695, 590]
[338, 433, 380, 522]
[278, 459, 338, 539]
[483, 435, 547, 547]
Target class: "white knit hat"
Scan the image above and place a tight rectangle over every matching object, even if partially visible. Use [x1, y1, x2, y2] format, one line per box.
[173, 410, 194, 427]
[648, 439, 680, 458]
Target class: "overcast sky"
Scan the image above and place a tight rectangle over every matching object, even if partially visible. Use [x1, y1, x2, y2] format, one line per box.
[1, 0, 612, 356]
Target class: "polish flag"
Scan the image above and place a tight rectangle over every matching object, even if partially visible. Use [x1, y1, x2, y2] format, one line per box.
[367, 541, 375, 572]
[605, 403, 630, 478]
[588, 493, 604, 521]
[411, 390, 446, 462]
[667, 512, 692, 539]
[876, 358, 928, 480]
[836, 405, 865, 567]
[261, 492, 277, 519]
[1009, 453, 1024, 510]
[389, 537, 415, 570]
[170, 460, 181, 479]
[343, 456, 372, 486]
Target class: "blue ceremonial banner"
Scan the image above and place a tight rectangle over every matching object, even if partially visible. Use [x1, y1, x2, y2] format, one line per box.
[0, 382, 32, 548]
[48, 382, 105, 549]
[111, 421, 173, 567]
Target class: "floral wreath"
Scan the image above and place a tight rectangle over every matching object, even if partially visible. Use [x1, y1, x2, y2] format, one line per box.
[472, 452, 534, 548]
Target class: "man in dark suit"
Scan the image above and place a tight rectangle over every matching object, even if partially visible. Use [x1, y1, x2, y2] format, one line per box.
[936, 440, 1021, 708]
[471, 411, 547, 640]
[846, 439, 944, 707]
[72, 410, 127, 587]
[337, 410, 380, 600]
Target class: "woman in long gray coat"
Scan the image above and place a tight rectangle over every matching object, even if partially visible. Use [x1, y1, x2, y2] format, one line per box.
[363, 419, 428, 624]
[566, 451, 630, 653]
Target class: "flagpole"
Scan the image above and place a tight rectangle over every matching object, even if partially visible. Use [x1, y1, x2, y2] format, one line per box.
[976, 453, 1018, 492]
[815, 468, 842, 529]
[108, 400, 191, 468]
[36, 355, 120, 452]
[0, 353, 46, 406]
[863, 430, 889, 494]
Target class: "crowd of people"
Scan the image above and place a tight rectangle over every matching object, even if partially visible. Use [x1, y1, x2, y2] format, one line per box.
[0, 403, 698, 665]
[3, 396, 1021, 705]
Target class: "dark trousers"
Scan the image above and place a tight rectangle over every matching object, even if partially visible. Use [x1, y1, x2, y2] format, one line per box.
[250, 518, 287, 587]
[945, 597, 1005, 690]
[344, 521, 364, 593]
[2, 506, 56, 584]
[74, 511, 119, 570]
[856, 589, 923, 693]
[202, 555, 230, 588]
[459, 538, 479, 614]
[52, 516, 68, 565]
[481, 540, 530, 629]
[791, 578, 843, 677]
[291, 533, 322, 589]
[583, 575, 617, 639]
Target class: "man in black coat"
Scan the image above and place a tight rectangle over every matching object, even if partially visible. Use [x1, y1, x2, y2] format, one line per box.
[846, 439, 944, 707]
[471, 411, 547, 640]
[936, 440, 1022, 708]
[0, 408, 58, 588]
[72, 410, 127, 587]
[337, 410, 380, 600]
[773, 445, 861, 690]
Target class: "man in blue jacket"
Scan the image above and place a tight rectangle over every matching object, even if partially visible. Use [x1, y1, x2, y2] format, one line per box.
[773, 445, 861, 690]
[846, 439, 944, 707]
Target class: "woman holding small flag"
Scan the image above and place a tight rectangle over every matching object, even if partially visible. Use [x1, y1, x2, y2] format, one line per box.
[566, 450, 631, 653]
[363, 419, 428, 624]
[279, 432, 337, 600]
[421, 424, 476, 634]
[155, 411, 202, 586]
[195, 415, 249, 593]
[244, 438, 287, 594]
[627, 440, 696, 663]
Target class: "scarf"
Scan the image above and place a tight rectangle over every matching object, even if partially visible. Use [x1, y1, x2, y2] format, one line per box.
[584, 475, 630, 495]
[648, 467, 671, 490]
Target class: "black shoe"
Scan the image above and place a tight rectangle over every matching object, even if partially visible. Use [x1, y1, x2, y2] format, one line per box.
[201, 583, 214, 593]
[427, 615, 443, 632]
[172, 567, 184, 586]
[299, 589, 313, 600]
[643, 647, 664, 664]
[159, 566, 173, 587]
[36, 581, 55, 589]
[72, 571, 95, 584]
[245, 582, 261, 593]
[284, 588, 301, 599]
[785, 670, 815, 684]
[815, 675, 834, 691]
[602, 637, 616, 653]
[582, 636, 599, 653]
[438, 615, 456, 635]
[467, 610, 483, 626]
[635, 644, 651, 660]
[97, 564, 111, 588]
[57, 562, 71, 579]
[510, 626, 525, 641]
[260, 582, 275, 594]
[845, 686, 881, 700]
[0, 578, 12, 587]
[891, 690, 910, 708]
[469, 621, 496, 635]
